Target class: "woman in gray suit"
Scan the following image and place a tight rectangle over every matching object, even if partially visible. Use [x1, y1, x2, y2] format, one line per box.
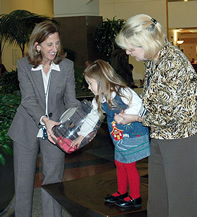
[8, 20, 80, 217]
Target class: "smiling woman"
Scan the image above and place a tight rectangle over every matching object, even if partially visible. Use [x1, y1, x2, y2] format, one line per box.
[7, 20, 80, 217]
[35, 33, 61, 73]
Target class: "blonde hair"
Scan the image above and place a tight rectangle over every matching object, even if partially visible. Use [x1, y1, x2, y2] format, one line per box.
[84, 59, 131, 117]
[28, 20, 64, 67]
[116, 14, 166, 61]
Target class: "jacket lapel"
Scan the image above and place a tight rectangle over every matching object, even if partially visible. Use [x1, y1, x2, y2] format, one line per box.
[48, 69, 62, 110]
[31, 69, 46, 108]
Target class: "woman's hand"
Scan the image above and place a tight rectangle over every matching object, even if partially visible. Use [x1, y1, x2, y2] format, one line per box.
[70, 135, 84, 149]
[114, 113, 124, 124]
[42, 116, 60, 144]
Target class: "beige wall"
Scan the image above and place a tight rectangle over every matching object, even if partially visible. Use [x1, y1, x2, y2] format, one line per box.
[1, 0, 197, 75]
[0, 0, 53, 16]
[168, 1, 197, 28]
[0, 0, 53, 71]
[100, 0, 167, 27]
[168, 1, 197, 63]
[53, 0, 99, 17]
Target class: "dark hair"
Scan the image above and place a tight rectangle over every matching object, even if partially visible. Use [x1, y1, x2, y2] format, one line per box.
[27, 20, 65, 67]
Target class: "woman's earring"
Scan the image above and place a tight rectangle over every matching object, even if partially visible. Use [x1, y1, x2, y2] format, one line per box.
[37, 49, 41, 53]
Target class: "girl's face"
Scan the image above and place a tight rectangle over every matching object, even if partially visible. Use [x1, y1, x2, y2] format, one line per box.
[125, 44, 146, 61]
[36, 32, 60, 64]
[85, 76, 99, 95]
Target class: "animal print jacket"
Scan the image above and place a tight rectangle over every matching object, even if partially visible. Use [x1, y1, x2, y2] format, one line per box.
[141, 39, 197, 139]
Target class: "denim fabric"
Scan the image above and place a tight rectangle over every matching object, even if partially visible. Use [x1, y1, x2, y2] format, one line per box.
[102, 94, 150, 163]
[114, 133, 150, 163]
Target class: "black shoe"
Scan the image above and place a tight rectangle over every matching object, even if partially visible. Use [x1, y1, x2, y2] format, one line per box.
[104, 191, 128, 203]
[115, 196, 142, 208]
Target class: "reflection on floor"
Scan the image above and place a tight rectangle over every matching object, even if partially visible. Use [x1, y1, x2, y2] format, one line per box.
[1, 122, 148, 217]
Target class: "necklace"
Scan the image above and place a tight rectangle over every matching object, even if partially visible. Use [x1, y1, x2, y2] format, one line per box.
[42, 64, 50, 68]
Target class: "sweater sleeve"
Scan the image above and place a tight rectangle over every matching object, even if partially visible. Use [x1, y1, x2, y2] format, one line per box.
[77, 98, 100, 137]
[120, 88, 145, 116]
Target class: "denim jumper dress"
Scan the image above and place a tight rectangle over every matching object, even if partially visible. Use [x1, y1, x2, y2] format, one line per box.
[102, 95, 150, 163]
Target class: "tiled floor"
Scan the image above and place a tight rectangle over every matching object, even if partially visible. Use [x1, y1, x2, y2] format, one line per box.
[1, 120, 148, 217]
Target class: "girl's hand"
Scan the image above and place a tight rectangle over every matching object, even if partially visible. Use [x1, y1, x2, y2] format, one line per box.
[114, 112, 143, 125]
[42, 116, 60, 144]
[71, 135, 84, 149]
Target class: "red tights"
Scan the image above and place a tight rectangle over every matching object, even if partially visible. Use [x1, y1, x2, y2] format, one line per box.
[113, 160, 140, 199]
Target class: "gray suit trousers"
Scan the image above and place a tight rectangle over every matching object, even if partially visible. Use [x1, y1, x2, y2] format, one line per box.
[14, 138, 65, 217]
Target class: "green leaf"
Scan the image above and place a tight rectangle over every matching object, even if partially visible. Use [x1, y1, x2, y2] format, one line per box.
[0, 154, 6, 166]
[2, 145, 13, 155]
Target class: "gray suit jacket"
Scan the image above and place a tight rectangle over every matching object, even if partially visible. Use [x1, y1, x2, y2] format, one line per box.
[8, 57, 80, 150]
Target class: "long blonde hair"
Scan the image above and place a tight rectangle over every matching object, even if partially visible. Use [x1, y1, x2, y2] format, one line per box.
[84, 59, 131, 117]
[116, 14, 166, 61]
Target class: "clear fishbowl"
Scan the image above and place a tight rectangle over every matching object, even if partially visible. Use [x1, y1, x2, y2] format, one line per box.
[53, 100, 101, 154]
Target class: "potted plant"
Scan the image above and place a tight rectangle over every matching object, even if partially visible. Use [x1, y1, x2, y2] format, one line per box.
[0, 66, 20, 212]
[94, 17, 125, 62]
[0, 94, 20, 163]
[0, 92, 20, 213]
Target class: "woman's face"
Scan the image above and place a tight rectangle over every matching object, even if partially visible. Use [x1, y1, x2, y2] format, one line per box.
[36, 32, 60, 63]
[125, 44, 146, 61]
[85, 76, 99, 95]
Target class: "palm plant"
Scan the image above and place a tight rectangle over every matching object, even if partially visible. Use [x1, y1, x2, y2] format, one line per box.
[0, 10, 50, 58]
